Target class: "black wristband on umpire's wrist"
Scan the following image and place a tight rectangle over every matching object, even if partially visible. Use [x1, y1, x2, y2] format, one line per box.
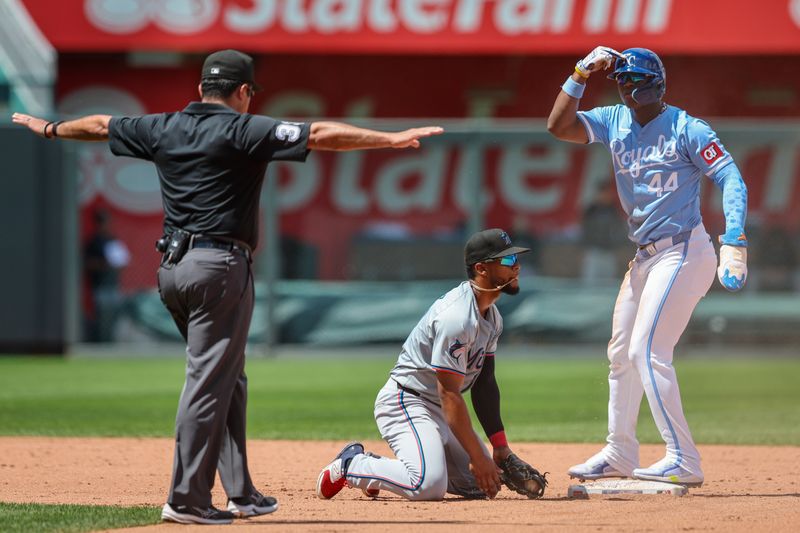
[52, 121, 63, 138]
[42, 121, 54, 139]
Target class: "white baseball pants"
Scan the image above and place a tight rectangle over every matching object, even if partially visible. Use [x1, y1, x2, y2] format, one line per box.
[602, 224, 717, 477]
[345, 379, 483, 500]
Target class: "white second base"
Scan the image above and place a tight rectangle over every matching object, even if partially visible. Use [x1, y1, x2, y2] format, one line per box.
[568, 479, 689, 498]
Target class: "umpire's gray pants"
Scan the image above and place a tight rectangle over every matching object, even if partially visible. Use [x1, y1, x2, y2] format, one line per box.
[157, 247, 254, 508]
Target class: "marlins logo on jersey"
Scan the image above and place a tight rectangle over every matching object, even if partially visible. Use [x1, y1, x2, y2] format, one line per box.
[448, 340, 466, 361]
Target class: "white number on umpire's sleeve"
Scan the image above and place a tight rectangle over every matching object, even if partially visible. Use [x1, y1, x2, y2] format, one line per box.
[647, 171, 678, 197]
[275, 123, 301, 143]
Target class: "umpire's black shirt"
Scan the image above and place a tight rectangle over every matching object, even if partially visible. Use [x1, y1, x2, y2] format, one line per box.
[108, 102, 310, 250]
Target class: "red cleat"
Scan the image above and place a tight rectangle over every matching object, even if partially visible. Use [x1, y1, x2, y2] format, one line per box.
[316, 442, 365, 500]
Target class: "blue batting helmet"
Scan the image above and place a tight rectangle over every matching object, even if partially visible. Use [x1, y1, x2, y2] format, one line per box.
[608, 48, 666, 105]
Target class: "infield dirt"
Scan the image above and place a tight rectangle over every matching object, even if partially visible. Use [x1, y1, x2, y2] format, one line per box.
[1, 437, 798, 532]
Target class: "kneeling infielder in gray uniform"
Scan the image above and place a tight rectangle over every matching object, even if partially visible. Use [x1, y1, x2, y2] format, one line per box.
[316, 228, 546, 501]
[13, 50, 442, 525]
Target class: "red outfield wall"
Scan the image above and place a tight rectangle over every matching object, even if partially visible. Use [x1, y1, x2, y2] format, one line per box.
[57, 54, 800, 285]
[20, 1, 800, 285]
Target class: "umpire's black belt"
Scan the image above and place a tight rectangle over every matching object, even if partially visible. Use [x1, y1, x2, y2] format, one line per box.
[191, 236, 252, 260]
[637, 229, 692, 259]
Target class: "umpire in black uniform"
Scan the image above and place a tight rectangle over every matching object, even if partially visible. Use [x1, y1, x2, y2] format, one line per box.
[13, 49, 442, 525]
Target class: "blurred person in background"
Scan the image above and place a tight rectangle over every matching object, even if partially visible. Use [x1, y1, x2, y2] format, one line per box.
[581, 179, 628, 286]
[13, 49, 443, 525]
[83, 208, 130, 342]
[752, 221, 797, 292]
[548, 46, 749, 487]
[510, 214, 541, 277]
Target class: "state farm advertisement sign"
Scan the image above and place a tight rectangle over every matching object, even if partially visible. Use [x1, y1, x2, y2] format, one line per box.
[24, 0, 800, 53]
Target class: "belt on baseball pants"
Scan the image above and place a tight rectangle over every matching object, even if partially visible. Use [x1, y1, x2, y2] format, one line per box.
[190, 236, 252, 260]
[637, 229, 693, 259]
[394, 379, 421, 397]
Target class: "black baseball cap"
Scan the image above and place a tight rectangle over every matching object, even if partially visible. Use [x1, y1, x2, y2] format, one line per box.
[465, 228, 530, 265]
[201, 49, 262, 91]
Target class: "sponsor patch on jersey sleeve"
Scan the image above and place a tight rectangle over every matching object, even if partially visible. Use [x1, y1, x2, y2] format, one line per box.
[701, 141, 725, 165]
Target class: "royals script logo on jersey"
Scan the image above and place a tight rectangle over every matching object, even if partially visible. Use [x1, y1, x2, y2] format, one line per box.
[611, 134, 679, 178]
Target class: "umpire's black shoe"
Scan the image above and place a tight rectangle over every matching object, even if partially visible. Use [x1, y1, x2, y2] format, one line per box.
[227, 490, 279, 517]
[161, 503, 235, 525]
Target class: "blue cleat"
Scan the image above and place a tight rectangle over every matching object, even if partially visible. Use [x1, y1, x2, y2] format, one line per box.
[633, 458, 704, 487]
[568, 452, 627, 481]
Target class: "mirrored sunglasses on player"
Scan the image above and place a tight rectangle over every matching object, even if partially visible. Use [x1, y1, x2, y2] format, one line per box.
[616, 72, 652, 85]
[486, 253, 518, 267]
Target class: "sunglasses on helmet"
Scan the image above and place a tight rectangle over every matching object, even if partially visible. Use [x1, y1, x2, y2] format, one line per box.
[486, 253, 518, 267]
[616, 72, 652, 85]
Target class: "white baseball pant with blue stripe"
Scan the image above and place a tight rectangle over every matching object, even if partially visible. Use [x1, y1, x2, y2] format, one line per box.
[601, 223, 716, 477]
[345, 379, 483, 500]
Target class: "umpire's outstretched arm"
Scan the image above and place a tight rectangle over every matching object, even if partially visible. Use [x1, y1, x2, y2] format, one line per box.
[13, 112, 443, 151]
[12, 113, 111, 141]
[308, 121, 441, 151]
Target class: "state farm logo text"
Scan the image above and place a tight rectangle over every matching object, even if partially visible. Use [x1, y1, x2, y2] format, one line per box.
[85, 0, 675, 35]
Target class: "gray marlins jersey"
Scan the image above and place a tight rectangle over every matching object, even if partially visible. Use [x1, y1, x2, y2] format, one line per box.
[390, 281, 502, 403]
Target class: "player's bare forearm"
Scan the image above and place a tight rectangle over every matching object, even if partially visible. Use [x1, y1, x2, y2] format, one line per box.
[546, 73, 589, 143]
[308, 121, 443, 151]
[438, 374, 501, 498]
[437, 373, 491, 462]
[12, 113, 111, 141]
[439, 386, 487, 461]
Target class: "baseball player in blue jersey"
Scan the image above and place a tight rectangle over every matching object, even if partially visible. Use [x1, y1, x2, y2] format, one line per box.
[547, 47, 748, 487]
[315, 229, 547, 501]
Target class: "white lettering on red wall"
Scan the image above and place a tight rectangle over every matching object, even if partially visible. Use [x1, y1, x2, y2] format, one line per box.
[22, 0, 800, 53]
[83, 0, 675, 36]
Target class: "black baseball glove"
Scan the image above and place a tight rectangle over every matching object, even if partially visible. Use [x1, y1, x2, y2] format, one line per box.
[498, 453, 548, 499]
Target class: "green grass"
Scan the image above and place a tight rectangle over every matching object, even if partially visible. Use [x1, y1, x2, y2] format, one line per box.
[0, 355, 798, 445]
[0, 503, 159, 533]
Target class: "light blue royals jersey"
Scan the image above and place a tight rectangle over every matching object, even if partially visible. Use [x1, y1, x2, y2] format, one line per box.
[390, 281, 502, 404]
[578, 104, 733, 245]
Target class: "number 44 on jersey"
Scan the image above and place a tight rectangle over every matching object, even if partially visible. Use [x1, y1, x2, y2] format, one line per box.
[647, 171, 678, 197]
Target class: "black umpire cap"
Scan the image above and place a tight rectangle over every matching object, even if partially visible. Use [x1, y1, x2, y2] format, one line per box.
[201, 49, 262, 91]
[465, 228, 531, 265]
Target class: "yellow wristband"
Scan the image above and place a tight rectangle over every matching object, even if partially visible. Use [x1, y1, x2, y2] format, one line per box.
[574, 66, 589, 79]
